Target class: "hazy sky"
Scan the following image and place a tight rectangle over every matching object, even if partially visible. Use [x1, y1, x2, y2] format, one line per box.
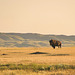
[0, 0, 75, 35]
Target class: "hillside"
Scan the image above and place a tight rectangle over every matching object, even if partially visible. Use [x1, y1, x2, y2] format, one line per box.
[0, 33, 75, 47]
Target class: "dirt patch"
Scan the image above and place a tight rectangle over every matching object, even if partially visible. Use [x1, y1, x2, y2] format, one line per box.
[30, 52, 48, 54]
[1, 54, 8, 55]
[48, 54, 70, 56]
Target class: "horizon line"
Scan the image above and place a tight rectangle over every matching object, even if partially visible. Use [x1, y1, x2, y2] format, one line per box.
[0, 32, 75, 36]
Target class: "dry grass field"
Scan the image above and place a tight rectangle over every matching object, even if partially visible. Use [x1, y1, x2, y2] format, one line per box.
[0, 47, 75, 75]
[0, 70, 75, 75]
[0, 47, 75, 65]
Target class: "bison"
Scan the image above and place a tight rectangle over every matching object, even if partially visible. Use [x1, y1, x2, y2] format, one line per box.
[49, 39, 61, 49]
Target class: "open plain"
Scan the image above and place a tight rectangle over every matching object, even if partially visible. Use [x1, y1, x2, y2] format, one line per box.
[0, 47, 75, 75]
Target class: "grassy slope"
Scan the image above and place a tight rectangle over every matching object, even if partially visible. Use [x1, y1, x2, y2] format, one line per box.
[0, 33, 75, 47]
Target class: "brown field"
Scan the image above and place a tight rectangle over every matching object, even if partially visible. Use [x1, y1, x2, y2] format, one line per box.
[0, 47, 75, 75]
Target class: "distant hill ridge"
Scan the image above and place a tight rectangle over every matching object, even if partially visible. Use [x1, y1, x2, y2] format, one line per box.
[0, 33, 75, 47]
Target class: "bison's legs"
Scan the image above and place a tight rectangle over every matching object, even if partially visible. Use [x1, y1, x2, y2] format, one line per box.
[58, 44, 61, 48]
[58, 46, 59, 48]
[60, 44, 61, 48]
[52, 45, 55, 49]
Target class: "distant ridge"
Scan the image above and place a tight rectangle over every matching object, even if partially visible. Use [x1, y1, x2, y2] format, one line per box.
[0, 33, 75, 47]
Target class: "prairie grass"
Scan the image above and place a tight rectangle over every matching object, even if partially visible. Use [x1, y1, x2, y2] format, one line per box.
[0, 47, 75, 65]
[0, 64, 75, 75]
[0, 69, 75, 75]
[0, 64, 75, 71]
[0, 47, 75, 75]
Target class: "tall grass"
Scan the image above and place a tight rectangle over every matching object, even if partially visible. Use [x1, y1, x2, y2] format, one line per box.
[0, 64, 75, 71]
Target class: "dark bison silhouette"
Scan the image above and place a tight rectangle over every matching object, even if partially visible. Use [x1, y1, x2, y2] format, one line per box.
[49, 39, 61, 49]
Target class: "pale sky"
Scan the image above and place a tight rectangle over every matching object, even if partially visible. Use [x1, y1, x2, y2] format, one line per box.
[0, 0, 75, 35]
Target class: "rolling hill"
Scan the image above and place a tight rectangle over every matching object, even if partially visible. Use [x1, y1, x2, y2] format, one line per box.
[0, 33, 75, 47]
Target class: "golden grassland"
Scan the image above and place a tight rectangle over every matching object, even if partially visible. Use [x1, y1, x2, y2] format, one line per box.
[0, 70, 75, 75]
[0, 47, 75, 65]
[0, 47, 75, 75]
